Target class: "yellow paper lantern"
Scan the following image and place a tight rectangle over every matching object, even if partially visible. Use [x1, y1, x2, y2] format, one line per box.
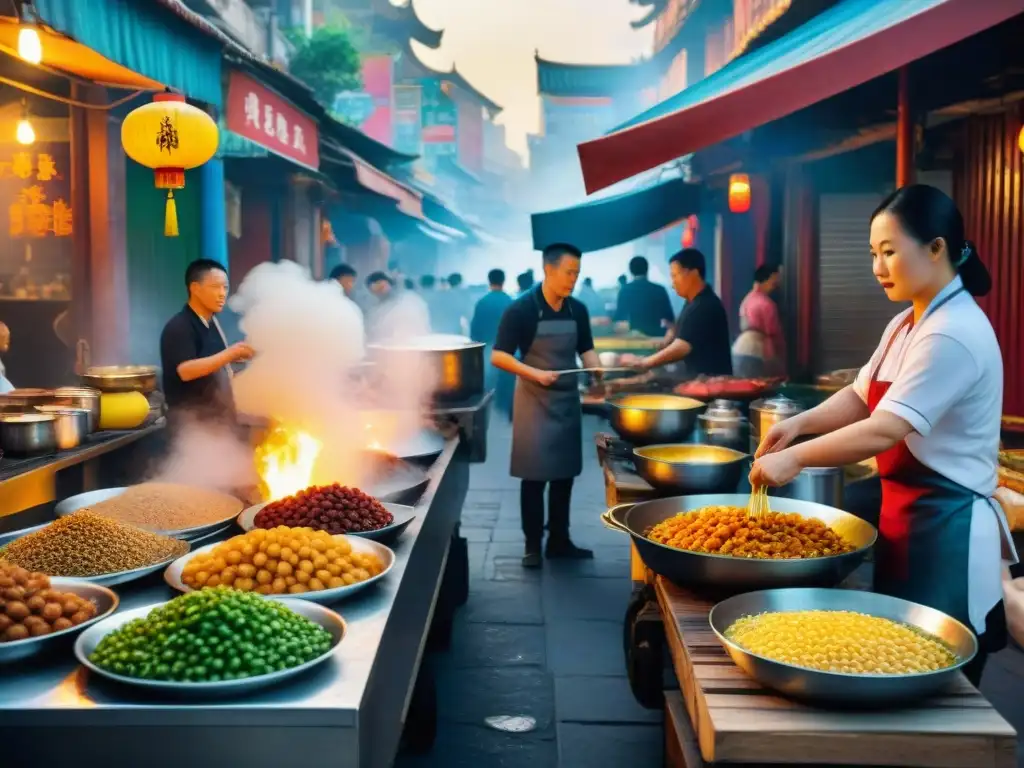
[121, 92, 219, 236]
[728, 173, 751, 214]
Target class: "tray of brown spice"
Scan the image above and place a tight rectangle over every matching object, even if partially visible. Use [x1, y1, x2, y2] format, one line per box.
[54, 483, 244, 541]
[0, 511, 190, 587]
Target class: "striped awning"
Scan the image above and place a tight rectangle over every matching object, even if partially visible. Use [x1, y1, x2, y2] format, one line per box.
[577, 0, 1024, 193]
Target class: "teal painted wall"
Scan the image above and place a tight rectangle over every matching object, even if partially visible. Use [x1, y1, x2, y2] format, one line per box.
[125, 160, 203, 365]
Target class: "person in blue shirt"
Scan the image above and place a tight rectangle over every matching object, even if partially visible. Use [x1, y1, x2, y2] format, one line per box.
[614, 256, 675, 337]
[471, 269, 514, 415]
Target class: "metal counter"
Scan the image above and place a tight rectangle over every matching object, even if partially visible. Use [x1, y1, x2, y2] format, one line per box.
[0, 435, 470, 768]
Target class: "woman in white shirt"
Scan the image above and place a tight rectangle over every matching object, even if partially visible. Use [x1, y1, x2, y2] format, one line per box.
[750, 184, 1016, 687]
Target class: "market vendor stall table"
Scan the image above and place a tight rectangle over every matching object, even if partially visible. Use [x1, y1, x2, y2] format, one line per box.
[657, 578, 1017, 768]
[0, 434, 469, 768]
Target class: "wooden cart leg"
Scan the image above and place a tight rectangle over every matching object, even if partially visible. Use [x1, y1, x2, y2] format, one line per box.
[624, 585, 666, 710]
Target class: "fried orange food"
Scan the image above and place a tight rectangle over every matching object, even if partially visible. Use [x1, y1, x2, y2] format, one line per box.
[646, 506, 855, 559]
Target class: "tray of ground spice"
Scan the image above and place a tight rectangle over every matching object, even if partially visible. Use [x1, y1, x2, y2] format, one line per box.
[54, 483, 244, 540]
[0, 512, 190, 586]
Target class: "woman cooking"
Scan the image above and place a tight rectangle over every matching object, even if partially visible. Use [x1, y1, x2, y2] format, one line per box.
[750, 184, 1017, 687]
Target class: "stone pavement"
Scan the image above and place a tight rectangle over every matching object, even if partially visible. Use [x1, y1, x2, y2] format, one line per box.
[398, 413, 1024, 768]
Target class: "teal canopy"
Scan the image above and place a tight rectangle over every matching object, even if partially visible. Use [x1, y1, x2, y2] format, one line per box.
[35, 0, 223, 105]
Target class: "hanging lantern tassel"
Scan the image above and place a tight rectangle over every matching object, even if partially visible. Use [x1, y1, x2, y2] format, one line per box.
[165, 190, 179, 237]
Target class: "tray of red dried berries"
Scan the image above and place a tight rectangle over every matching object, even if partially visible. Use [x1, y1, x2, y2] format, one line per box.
[236, 483, 417, 543]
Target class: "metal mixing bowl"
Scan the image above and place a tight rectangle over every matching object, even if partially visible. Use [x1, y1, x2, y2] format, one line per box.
[607, 393, 706, 445]
[709, 588, 978, 707]
[0, 413, 58, 454]
[81, 365, 158, 394]
[632, 444, 747, 493]
[603, 494, 876, 592]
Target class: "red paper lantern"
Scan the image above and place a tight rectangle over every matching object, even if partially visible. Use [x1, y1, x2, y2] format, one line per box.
[728, 173, 751, 214]
[681, 222, 695, 248]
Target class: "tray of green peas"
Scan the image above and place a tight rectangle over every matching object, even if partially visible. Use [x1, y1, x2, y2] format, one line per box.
[74, 587, 345, 695]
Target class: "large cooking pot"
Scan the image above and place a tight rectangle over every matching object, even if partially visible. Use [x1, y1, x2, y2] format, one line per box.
[0, 413, 58, 454]
[35, 406, 91, 448]
[81, 365, 158, 394]
[366, 335, 485, 403]
[632, 444, 747, 494]
[607, 393, 705, 445]
[749, 395, 803, 454]
[53, 387, 101, 433]
[601, 494, 876, 593]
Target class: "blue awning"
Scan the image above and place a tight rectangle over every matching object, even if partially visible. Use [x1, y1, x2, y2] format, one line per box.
[530, 177, 700, 252]
[35, 0, 223, 105]
[577, 0, 1023, 192]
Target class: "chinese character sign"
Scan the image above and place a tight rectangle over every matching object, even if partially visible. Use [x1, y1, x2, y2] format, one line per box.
[226, 70, 320, 170]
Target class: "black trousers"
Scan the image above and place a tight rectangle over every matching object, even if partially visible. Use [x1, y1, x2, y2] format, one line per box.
[521, 478, 574, 548]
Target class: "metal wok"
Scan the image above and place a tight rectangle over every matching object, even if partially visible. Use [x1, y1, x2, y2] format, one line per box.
[601, 494, 876, 593]
[607, 393, 705, 445]
[362, 451, 430, 506]
[632, 444, 747, 493]
[709, 588, 977, 707]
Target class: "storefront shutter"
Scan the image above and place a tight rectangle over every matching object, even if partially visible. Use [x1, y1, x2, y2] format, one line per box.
[125, 160, 203, 366]
[816, 194, 902, 375]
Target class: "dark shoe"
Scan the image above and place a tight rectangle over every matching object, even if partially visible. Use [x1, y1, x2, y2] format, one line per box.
[522, 544, 542, 569]
[545, 540, 594, 560]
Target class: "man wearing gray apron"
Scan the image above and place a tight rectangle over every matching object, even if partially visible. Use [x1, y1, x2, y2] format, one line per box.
[492, 243, 603, 568]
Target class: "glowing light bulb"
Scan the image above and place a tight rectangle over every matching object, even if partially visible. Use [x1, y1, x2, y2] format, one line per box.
[16, 119, 35, 146]
[18, 26, 42, 65]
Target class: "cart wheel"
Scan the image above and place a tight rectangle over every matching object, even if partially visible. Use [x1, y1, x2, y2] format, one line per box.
[624, 591, 664, 710]
[622, 588, 648, 660]
[402, 662, 438, 754]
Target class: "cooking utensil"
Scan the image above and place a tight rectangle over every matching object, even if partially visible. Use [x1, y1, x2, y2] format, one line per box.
[601, 494, 876, 592]
[75, 598, 345, 696]
[709, 588, 978, 707]
[53, 387, 101, 432]
[165, 535, 395, 604]
[776, 466, 845, 508]
[698, 399, 747, 449]
[54, 487, 243, 542]
[363, 452, 430, 505]
[554, 367, 635, 376]
[0, 412, 57, 454]
[238, 501, 416, 543]
[80, 365, 158, 394]
[34, 406, 90, 450]
[749, 395, 803, 455]
[0, 579, 118, 664]
[366, 335, 485, 402]
[631, 444, 747, 493]
[607, 393, 706, 445]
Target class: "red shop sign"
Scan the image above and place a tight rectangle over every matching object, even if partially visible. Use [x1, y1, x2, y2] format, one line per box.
[225, 70, 320, 171]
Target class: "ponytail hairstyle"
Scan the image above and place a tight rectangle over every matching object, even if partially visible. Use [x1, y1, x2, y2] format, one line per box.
[871, 184, 991, 297]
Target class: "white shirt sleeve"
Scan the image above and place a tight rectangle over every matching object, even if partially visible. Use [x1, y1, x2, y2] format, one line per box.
[876, 333, 978, 437]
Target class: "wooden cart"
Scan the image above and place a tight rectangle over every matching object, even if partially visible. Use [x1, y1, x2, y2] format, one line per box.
[596, 435, 1019, 767]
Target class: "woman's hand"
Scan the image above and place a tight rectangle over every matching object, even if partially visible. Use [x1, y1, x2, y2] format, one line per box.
[755, 418, 802, 458]
[749, 449, 803, 488]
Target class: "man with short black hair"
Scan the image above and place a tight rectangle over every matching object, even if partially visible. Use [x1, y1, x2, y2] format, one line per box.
[471, 269, 514, 414]
[160, 259, 252, 427]
[614, 255, 675, 337]
[516, 270, 534, 297]
[492, 243, 599, 567]
[636, 248, 732, 377]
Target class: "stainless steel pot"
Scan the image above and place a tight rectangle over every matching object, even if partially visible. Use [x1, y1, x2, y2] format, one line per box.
[52, 387, 101, 433]
[366, 336, 485, 403]
[632, 444, 747, 493]
[698, 399, 747, 450]
[35, 406, 91, 449]
[81, 365, 158, 394]
[0, 388, 56, 410]
[607, 393, 706, 445]
[0, 413, 58, 454]
[773, 466, 844, 509]
[749, 395, 803, 454]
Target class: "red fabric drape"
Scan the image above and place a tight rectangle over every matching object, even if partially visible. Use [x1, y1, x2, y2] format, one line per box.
[953, 105, 1024, 418]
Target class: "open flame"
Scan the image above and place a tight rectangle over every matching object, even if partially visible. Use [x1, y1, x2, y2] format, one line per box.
[254, 425, 322, 501]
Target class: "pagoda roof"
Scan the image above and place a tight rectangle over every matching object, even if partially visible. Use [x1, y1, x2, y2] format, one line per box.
[535, 53, 653, 97]
[403, 41, 502, 114]
[374, 0, 443, 49]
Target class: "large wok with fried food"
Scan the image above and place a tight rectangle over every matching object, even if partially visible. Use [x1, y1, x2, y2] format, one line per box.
[602, 494, 876, 593]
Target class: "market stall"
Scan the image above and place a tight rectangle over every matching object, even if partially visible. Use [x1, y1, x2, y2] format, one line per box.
[0, 432, 469, 768]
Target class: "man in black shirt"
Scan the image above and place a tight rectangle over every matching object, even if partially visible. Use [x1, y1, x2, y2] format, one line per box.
[613, 256, 675, 337]
[160, 259, 253, 429]
[493, 243, 601, 567]
[636, 249, 732, 377]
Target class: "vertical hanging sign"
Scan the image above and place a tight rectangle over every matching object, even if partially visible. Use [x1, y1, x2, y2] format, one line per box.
[393, 85, 423, 156]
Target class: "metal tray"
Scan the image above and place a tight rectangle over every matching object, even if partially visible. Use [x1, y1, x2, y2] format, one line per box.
[164, 534, 394, 605]
[74, 598, 345, 697]
[0, 579, 119, 664]
[55, 487, 244, 541]
[236, 502, 416, 543]
[0, 523, 189, 587]
[709, 588, 978, 707]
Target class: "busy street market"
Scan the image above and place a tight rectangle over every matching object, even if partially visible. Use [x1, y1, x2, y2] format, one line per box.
[0, 0, 1023, 766]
